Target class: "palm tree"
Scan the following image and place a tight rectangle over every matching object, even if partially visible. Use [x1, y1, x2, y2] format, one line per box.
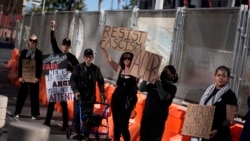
[29, 0, 86, 13]
[123, 0, 138, 9]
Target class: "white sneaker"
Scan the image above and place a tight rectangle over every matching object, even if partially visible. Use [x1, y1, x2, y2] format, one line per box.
[15, 114, 19, 118]
[31, 116, 37, 120]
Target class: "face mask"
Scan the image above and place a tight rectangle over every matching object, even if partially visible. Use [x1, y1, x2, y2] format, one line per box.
[160, 71, 172, 82]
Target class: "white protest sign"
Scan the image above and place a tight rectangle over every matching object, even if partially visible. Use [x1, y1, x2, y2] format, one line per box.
[42, 54, 74, 102]
[45, 69, 74, 102]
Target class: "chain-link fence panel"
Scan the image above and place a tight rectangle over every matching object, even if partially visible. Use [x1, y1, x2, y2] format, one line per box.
[238, 56, 250, 116]
[38, 12, 58, 55]
[76, 12, 100, 62]
[236, 6, 250, 117]
[136, 10, 176, 73]
[16, 8, 250, 118]
[97, 10, 177, 82]
[18, 10, 177, 83]
[19, 14, 32, 51]
[175, 8, 239, 104]
[47, 12, 74, 54]
[97, 10, 133, 82]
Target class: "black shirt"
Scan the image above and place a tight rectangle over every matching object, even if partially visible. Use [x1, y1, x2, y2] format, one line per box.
[50, 30, 79, 72]
[143, 81, 177, 120]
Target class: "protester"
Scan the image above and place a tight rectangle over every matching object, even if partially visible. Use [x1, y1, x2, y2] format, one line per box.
[140, 65, 178, 141]
[70, 48, 106, 140]
[100, 48, 138, 141]
[14, 34, 43, 120]
[198, 66, 237, 141]
[240, 96, 250, 141]
[44, 20, 79, 131]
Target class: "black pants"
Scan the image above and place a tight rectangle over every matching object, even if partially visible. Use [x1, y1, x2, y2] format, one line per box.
[14, 82, 40, 116]
[201, 127, 232, 141]
[140, 116, 166, 141]
[111, 98, 132, 141]
[44, 101, 68, 128]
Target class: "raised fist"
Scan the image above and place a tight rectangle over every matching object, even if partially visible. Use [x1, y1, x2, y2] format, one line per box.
[50, 20, 57, 30]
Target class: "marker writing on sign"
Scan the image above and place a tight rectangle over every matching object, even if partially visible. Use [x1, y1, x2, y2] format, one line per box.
[101, 26, 146, 52]
[129, 49, 161, 82]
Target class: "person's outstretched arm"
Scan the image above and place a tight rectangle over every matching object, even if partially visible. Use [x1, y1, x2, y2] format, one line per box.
[100, 48, 119, 72]
[50, 20, 62, 54]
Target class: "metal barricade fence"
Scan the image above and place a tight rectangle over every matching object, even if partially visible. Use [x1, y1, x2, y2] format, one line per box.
[15, 7, 250, 117]
[174, 7, 239, 103]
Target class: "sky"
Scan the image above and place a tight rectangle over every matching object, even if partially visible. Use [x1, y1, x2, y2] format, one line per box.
[85, 0, 129, 11]
[25, 0, 130, 12]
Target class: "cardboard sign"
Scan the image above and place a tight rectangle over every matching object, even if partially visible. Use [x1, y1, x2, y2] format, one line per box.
[22, 59, 36, 83]
[43, 54, 74, 102]
[182, 104, 215, 139]
[129, 49, 162, 83]
[100, 25, 147, 52]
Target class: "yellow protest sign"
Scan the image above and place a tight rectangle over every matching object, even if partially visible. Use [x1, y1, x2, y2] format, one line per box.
[182, 104, 215, 139]
[128, 49, 162, 83]
[100, 25, 147, 52]
[22, 59, 36, 83]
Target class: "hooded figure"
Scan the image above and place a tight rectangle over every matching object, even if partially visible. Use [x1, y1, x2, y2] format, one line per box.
[140, 65, 178, 141]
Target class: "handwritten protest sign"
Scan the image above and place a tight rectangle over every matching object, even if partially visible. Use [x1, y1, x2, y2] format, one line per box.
[182, 104, 215, 139]
[100, 25, 147, 52]
[22, 59, 36, 83]
[43, 54, 74, 102]
[129, 49, 162, 83]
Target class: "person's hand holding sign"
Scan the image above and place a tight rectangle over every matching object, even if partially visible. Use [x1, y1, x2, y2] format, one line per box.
[34, 78, 39, 83]
[209, 129, 218, 139]
[74, 92, 80, 100]
[19, 77, 24, 83]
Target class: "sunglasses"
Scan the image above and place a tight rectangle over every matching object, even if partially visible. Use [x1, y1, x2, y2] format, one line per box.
[29, 38, 37, 43]
[123, 57, 132, 61]
[84, 55, 93, 59]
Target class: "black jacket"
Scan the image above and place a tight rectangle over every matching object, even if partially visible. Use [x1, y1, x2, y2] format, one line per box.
[50, 30, 79, 72]
[70, 62, 105, 102]
[18, 48, 43, 79]
[143, 81, 177, 120]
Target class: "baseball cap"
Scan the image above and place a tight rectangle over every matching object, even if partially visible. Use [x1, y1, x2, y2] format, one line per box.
[62, 38, 71, 46]
[84, 48, 94, 56]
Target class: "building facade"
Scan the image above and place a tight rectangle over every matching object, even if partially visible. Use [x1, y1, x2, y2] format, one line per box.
[138, 0, 246, 9]
[0, 0, 23, 42]
[0, 0, 23, 15]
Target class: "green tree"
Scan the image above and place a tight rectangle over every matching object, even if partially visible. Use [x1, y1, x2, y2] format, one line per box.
[122, 0, 138, 9]
[29, 0, 87, 13]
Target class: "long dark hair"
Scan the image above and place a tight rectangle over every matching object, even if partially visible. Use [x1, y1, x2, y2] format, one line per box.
[119, 52, 134, 70]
